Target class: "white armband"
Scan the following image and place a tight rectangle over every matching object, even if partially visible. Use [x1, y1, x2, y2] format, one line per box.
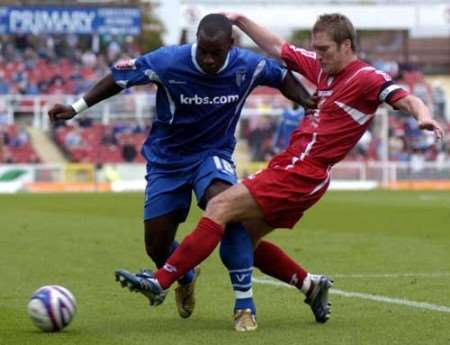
[71, 98, 89, 114]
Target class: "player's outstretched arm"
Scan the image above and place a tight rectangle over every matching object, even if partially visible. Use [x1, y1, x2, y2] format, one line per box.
[48, 74, 123, 122]
[279, 72, 317, 110]
[393, 95, 444, 140]
[225, 13, 286, 59]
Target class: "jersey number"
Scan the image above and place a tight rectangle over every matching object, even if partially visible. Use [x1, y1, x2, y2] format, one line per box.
[213, 156, 235, 175]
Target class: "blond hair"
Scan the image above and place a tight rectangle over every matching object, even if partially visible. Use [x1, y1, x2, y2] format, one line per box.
[313, 13, 356, 51]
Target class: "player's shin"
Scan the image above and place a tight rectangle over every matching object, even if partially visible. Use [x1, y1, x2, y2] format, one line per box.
[168, 241, 195, 285]
[254, 240, 312, 294]
[220, 224, 256, 315]
[155, 217, 224, 289]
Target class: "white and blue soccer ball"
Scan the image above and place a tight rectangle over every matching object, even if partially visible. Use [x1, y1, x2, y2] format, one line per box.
[27, 285, 77, 332]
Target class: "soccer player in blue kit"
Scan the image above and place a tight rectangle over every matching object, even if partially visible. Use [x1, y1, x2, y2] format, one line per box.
[48, 14, 318, 331]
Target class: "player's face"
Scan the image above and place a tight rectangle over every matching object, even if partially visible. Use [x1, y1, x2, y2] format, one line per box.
[312, 31, 349, 75]
[196, 31, 233, 74]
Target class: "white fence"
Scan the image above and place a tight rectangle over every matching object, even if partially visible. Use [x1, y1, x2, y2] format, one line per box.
[0, 93, 290, 129]
[0, 94, 156, 129]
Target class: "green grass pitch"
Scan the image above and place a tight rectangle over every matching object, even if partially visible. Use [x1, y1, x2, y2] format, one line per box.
[1, 191, 449, 345]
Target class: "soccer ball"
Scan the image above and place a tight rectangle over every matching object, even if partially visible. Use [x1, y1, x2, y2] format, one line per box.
[27, 285, 77, 332]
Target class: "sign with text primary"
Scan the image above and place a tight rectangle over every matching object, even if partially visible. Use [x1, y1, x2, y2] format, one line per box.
[0, 6, 141, 35]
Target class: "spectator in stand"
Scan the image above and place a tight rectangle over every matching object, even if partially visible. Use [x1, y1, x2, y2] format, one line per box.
[1, 127, 10, 145]
[77, 116, 93, 128]
[355, 130, 372, 161]
[64, 127, 83, 149]
[10, 127, 30, 148]
[248, 116, 276, 161]
[101, 127, 119, 146]
[0, 133, 3, 162]
[121, 140, 137, 162]
[413, 81, 434, 110]
[0, 71, 10, 94]
[272, 102, 305, 154]
[432, 81, 447, 121]
[389, 136, 409, 162]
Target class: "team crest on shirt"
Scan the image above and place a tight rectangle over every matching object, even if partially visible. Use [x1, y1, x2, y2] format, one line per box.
[235, 68, 247, 87]
[114, 59, 136, 70]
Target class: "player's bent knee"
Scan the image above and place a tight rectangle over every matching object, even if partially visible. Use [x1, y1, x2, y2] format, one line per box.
[204, 194, 232, 224]
[205, 192, 249, 226]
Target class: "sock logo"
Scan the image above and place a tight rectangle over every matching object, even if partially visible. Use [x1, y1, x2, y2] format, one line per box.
[289, 273, 299, 286]
[235, 273, 249, 282]
[163, 263, 177, 273]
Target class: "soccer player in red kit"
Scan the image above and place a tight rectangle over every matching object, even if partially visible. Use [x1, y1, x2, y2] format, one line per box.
[115, 13, 444, 329]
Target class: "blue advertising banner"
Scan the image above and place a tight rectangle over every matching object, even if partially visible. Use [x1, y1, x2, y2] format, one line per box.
[0, 6, 141, 35]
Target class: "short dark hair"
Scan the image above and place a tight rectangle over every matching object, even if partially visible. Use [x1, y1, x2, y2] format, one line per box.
[313, 13, 356, 51]
[197, 13, 232, 39]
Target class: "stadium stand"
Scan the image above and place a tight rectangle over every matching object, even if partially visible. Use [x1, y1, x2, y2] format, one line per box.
[52, 121, 148, 164]
[0, 124, 40, 163]
[0, 17, 448, 166]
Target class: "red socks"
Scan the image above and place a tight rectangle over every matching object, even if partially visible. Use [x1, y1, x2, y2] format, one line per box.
[254, 240, 309, 290]
[154, 220, 309, 292]
[155, 217, 224, 289]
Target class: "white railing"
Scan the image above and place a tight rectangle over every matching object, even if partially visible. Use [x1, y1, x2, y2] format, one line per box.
[0, 93, 290, 129]
[0, 93, 156, 129]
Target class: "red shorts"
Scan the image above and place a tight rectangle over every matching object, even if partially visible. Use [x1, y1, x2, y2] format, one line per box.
[242, 151, 330, 229]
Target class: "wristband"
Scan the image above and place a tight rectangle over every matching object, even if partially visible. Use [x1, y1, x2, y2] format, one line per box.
[71, 98, 88, 114]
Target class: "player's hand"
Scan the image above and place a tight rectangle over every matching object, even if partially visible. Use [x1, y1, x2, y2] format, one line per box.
[221, 12, 240, 24]
[417, 118, 445, 141]
[48, 104, 77, 122]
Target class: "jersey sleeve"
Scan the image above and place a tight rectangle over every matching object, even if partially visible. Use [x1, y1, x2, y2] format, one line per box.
[281, 42, 321, 85]
[256, 57, 287, 88]
[362, 69, 409, 106]
[110, 48, 166, 88]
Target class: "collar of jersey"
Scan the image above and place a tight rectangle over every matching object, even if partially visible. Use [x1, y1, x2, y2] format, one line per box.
[191, 43, 231, 75]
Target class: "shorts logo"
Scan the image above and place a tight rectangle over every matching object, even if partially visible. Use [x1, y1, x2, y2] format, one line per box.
[114, 59, 136, 70]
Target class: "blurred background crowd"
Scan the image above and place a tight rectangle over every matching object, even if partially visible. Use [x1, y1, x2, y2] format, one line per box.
[0, 0, 449, 168]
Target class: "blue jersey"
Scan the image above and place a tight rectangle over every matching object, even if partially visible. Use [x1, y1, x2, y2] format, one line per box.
[111, 44, 286, 172]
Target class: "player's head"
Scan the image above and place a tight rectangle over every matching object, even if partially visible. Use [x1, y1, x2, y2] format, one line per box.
[312, 13, 356, 75]
[196, 13, 234, 74]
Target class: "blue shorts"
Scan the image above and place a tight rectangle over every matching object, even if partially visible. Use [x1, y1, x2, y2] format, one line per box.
[144, 155, 237, 221]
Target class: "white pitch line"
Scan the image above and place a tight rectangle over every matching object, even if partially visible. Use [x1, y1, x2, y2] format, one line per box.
[330, 272, 450, 279]
[253, 277, 450, 314]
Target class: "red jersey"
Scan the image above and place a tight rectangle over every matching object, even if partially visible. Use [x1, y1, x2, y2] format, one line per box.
[281, 43, 409, 166]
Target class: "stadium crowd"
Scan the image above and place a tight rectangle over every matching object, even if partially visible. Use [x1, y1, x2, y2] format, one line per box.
[245, 59, 449, 163]
[0, 34, 448, 164]
[0, 34, 142, 95]
[0, 124, 40, 163]
[52, 120, 149, 164]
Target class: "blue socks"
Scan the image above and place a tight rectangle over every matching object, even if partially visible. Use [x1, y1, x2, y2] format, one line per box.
[169, 240, 195, 285]
[219, 223, 256, 315]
